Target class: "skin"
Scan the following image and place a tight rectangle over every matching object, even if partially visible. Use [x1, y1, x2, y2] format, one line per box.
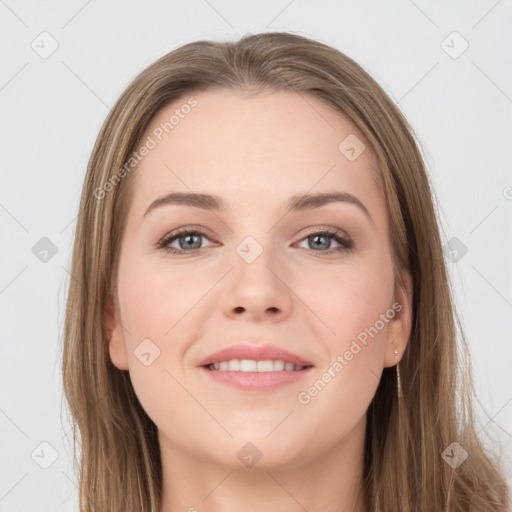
[104, 89, 413, 512]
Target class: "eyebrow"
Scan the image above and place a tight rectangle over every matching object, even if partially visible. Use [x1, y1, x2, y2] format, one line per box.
[143, 191, 372, 222]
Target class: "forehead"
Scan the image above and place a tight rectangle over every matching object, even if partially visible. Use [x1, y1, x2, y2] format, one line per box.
[128, 89, 383, 217]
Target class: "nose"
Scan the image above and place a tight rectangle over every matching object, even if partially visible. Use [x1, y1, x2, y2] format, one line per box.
[221, 241, 294, 323]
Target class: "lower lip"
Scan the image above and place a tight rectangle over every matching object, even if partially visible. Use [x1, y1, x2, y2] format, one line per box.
[199, 366, 314, 391]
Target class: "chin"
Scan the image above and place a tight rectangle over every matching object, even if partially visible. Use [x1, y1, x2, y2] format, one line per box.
[221, 432, 311, 472]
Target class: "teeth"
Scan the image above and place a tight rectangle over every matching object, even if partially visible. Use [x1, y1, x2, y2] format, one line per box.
[228, 360, 239, 371]
[209, 359, 306, 372]
[273, 360, 285, 371]
[240, 359, 256, 371]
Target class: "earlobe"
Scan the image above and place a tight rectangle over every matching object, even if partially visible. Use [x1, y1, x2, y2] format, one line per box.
[384, 268, 414, 368]
[104, 296, 129, 371]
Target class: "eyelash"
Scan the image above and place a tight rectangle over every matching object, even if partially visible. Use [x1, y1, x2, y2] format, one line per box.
[157, 226, 354, 256]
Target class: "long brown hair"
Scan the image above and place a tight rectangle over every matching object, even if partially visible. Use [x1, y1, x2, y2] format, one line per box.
[60, 31, 510, 511]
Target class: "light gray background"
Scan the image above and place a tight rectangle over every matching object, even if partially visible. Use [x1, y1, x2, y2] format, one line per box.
[1, 1, 511, 510]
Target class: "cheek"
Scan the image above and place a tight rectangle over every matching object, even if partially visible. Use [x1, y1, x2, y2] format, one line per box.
[115, 261, 197, 426]
[303, 260, 394, 346]
[296, 261, 394, 415]
[297, 261, 394, 410]
[116, 256, 218, 403]
[119, 257, 207, 344]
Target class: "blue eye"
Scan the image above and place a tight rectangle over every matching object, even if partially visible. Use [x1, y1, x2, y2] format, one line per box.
[158, 228, 215, 255]
[158, 227, 353, 256]
[296, 229, 353, 254]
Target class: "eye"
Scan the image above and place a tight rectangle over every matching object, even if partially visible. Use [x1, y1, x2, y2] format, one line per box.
[158, 227, 216, 255]
[157, 226, 354, 256]
[295, 228, 354, 254]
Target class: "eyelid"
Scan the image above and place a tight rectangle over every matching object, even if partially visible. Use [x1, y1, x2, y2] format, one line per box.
[299, 225, 350, 239]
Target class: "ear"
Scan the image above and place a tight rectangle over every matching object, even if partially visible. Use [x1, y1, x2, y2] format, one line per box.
[383, 268, 414, 368]
[104, 295, 129, 371]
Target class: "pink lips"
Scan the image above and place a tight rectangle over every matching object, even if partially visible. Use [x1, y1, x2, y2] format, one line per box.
[196, 343, 313, 368]
[196, 343, 314, 391]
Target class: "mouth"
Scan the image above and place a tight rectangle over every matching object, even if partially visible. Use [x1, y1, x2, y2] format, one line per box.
[203, 359, 313, 372]
[196, 343, 314, 390]
[199, 358, 314, 391]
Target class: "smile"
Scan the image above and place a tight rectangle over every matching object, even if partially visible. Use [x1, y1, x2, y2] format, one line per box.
[200, 361, 313, 391]
[206, 359, 309, 372]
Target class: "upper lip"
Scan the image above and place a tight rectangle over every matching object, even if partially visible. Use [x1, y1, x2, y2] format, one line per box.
[197, 344, 314, 368]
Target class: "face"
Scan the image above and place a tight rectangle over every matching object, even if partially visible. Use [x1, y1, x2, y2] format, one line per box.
[105, 89, 412, 471]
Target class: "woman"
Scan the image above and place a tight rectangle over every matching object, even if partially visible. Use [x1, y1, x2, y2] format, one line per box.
[61, 31, 510, 511]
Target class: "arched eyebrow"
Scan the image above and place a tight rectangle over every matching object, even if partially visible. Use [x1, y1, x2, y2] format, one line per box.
[288, 192, 372, 223]
[143, 191, 373, 223]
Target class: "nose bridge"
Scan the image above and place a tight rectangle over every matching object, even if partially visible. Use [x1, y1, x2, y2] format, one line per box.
[230, 205, 281, 265]
[232, 231, 281, 285]
[222, 228, 293, 319]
